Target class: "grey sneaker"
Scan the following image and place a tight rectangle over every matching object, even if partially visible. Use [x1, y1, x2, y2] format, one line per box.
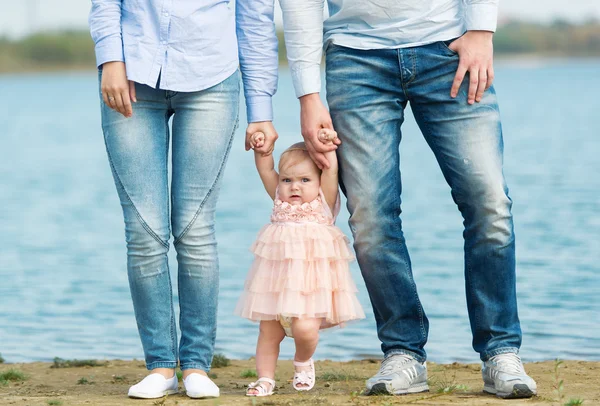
[482, 353, 537, 399]
[365, 354, 429, 395]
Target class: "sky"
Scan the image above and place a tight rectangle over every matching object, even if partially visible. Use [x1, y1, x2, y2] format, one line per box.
[1, 0, 599, 38]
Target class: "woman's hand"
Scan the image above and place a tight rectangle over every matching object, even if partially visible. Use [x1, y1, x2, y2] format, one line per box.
[101, 61, 137, 118]
[245, 121, 278, 156]
[250, 131, 265, 149]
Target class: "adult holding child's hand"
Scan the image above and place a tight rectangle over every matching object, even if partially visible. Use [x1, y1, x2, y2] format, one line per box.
[245, 121, 279, 156]
[299, 93, 340, 170]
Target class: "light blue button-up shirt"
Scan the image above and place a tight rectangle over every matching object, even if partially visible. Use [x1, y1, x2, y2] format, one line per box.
[89, 0, 278, 123]
[279, 0, 498, 98]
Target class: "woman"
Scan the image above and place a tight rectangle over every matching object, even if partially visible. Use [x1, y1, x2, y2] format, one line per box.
[89, 0, 278, 399]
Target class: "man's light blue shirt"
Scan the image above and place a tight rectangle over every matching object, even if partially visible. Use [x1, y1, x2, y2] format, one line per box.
[89, 0, 278, 123]
[279, 0, 498, 98]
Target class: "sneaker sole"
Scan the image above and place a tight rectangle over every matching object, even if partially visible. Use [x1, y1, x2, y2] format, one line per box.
[484, 384, 536, 399]
[367, 382, 430, 396]
[128, 389, 178, 399]
[186, 391, 220, 399]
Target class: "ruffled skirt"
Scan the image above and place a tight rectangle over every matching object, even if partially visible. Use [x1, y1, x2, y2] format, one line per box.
[235, 222, 365, 329]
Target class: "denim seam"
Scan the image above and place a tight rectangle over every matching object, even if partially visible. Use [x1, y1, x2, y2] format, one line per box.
[146, 361, 178, 370]
[164, 109, 172, 238]
[397, 49, 409, 99]
[391, 135, 427, 346]
[481, 347, 518, 362]
[385, 349, 426, 364]
[406, 48, 417, 86]
[167, 253, 177, 364]
[103, 136, 169, 249]
[173, 112, 238, 245]
[180, 363, 210, 372]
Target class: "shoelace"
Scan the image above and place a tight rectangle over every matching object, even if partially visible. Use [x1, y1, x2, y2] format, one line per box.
[492, 353, 525, 374]
[379, 354, 414, 375]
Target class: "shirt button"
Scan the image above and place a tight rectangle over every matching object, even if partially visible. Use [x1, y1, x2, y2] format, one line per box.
[163, 12, 169, 17]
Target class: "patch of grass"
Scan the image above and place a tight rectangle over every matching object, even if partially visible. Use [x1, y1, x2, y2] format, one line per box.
[176, 371, 183, 382]
[318, 371, 362, 381]
[211, 353, 230, 368]
[111, 375, 127, 383]
[436, 383, 469, 393]
[428, 370, 469, 394]
[0, 369, 28, 385]
[208, 372, 218, 379]
[0, 353, 4, 363]
[153, 396, 167, 405]
[554, 359, 585, 406]
[52, 357, 104, 368]
[240, 369, 258, 378]
[47, 400, 63, 406]
[76, 376, 94, 385]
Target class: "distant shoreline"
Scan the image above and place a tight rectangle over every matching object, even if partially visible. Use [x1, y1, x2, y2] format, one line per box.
[1, 55, 599, 76]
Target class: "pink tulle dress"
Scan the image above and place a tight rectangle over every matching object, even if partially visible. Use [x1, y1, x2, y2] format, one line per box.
[235, 188, 365, 336]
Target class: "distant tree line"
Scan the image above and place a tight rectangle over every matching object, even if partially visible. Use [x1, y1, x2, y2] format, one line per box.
[1, 19, 599, 73]
[494, 19, 600, 55]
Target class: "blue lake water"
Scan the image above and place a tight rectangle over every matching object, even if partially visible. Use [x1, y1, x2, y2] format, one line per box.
[1, 60, 599, 365]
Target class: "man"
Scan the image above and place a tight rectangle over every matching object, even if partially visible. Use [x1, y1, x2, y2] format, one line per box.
[278, 0, 537, 399]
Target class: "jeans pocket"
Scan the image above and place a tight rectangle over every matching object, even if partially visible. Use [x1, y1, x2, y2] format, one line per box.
[439, 38, 460, 57]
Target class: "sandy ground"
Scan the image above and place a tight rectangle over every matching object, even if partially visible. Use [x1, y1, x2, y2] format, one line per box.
[0, 359, 597, 405]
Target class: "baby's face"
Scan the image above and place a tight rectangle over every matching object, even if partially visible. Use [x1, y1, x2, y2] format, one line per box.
[278, 159, 321, 205]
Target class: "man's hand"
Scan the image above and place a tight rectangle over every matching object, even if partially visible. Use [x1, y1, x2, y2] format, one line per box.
[246, 121, 278, 156]
[448, 31, 494, 104]
[101, 61, 137, 117]
[300, 93, 340, 169]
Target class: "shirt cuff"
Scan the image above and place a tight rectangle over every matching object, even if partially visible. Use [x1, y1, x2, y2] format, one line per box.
[465, 3, 498, 33]
[94, 35, 124, 68]
[291, 65, 322, 99]
[246, 95, 273, 123]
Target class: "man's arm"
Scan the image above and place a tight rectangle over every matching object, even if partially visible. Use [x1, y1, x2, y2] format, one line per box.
[279, 0, 340, 169]
[449, 0, 499, 104]
[237, 0, 279, 155]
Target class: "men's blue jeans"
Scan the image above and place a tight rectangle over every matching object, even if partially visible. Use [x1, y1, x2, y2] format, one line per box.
[325, 41, 521, 362]
[99, 70, 239, 371]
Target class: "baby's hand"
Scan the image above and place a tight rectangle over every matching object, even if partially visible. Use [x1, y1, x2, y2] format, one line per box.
[317, 128, 338, 145]
[250, 132, 265, 149]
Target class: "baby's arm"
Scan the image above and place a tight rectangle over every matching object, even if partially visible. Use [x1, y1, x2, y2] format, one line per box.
[251, 132, 279, 200]
[318, 129, 339, 211]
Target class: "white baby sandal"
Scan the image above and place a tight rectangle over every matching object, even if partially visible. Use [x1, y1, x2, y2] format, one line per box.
[246, 377, 276, 397]
[293, 358, 315, 391]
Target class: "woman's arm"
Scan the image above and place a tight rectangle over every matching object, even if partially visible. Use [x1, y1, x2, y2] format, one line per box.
[236, 0, 279, 156]
[251, 133, 279, 200]
[89, 1, 136, 117]
[89, 0, 124, 68]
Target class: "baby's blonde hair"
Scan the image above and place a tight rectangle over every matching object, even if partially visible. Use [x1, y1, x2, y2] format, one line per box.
[278, 142, 320, 174]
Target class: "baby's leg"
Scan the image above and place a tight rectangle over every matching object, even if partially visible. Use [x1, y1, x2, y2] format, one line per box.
[249, 320, 285, 394]
[291, 318, 323, 388]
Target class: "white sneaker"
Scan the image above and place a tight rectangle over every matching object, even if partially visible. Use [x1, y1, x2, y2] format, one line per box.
[128, 373, 178, 399]
[482, 353, 537, 398]
[365, 354, 429, 395]
[183, 373, 220, 398]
